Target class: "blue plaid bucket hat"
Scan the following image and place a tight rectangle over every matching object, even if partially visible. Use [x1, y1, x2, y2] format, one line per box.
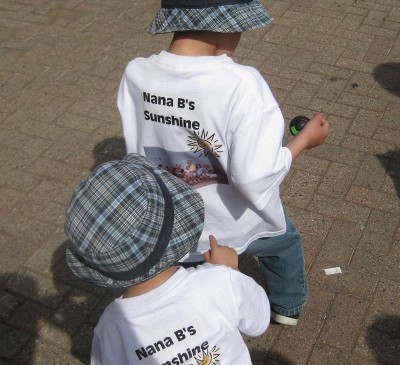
[65, 153, 204, 288]
[148, 0, 273, 34]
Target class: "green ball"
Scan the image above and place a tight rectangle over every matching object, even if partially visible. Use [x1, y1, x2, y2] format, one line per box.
[289, 116, 310, 136]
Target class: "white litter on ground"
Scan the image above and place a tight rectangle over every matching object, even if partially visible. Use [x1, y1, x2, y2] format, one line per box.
[324, 267, 342, 275]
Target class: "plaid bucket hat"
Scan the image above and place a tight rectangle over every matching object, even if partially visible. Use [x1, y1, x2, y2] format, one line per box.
[148, 0, 273, 34]
[65, 153, 204, 288]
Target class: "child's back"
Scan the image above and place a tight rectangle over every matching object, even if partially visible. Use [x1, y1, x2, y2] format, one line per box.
[119, 49, 289, 260]
[93, 264, 269, 365]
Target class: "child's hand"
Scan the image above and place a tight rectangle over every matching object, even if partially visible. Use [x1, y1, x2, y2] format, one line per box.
[203, 235, 239, 270]
[287, 112, 329, 159]
[301, 113, 329, 149]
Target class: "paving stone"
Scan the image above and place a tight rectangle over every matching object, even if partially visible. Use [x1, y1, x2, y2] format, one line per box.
[340, 39, 373, 62]
[265, 74, 296, 92]
[307, 143, 364, 166]
[353, 153, 388, 190]
[282, 170, 321, 209]
[24, 156, 86, 184]
[0, 323, 31, 359]
[0, 232, 43, 275]
[351, 249, 400, 282]
[285, 206, 334, 237]
[270, 311, 323, 365]
[391, 226, 400, 257]
[347, 71, 387, 100]
[309, 263, 378, 302]
[373, 126, 400, 145]
[338, 91, 388, 112]
[71, 323, 94, 360]
[0, 290, 24, 320]
[316, 77, 348, 103]
[308, 193, 371, 225]
[352, 320, 400, 365]
[286, 82, 320, 108]
[308, 218, 379, 301]
[7, 299, 53, 333]
[336, 57, 376, 73]
[44, 289, 99, 339]
[342, 133, 396, 155]
[318, 293, 369, 348]
[338, 13, 365, 31]
[347, 185, 400, 215]
[3, 139, 56, 172]
[308, 344, 350, 365]
[0, 208, 66, 247]
[352, 279, 400, 363]
[281, 67, 326, 85]
[290, 153, 330, 176]
[14, 336, 86, 365]
[349, 109, 383, 138]
[43, 129, 91, 162]
[359, 24, 398, 38]
[25, 236, 70, 276]
[311, 98, 358, 118]
[5, 269, 70, 310]
[315, 44, 345, 65]
[0, 186, 22, 211]
[318, 162, 358, 198]
[381, 102, 400, 131]
[358, 209, 399, 253]
[19, 118, 67, 141]
[381, 174, 398, 197]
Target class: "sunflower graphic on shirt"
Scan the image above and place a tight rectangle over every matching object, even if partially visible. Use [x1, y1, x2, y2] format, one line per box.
[192, 346, 220, 365]
[188, 129, 223, 158]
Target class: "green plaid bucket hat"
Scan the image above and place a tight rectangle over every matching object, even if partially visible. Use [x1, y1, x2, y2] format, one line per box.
[65, 153, 204, 288]
[148, 0, 273, 34]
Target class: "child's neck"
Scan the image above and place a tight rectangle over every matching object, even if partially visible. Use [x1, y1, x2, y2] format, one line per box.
[167, 31, 219, 56]
[123, 266, 179, 298]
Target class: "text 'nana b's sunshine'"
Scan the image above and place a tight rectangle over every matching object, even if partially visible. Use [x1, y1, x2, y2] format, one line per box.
[143, 92, 200, 131]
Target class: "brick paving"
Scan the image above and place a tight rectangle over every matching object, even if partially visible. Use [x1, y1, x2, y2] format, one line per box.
[0, 0, 399, 364]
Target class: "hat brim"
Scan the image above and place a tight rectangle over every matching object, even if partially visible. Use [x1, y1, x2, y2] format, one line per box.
[148, 0, 273, 34]
[66, 154, 204, 288]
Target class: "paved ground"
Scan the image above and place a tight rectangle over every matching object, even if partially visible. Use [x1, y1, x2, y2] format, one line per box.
[0, 0, 399, 364]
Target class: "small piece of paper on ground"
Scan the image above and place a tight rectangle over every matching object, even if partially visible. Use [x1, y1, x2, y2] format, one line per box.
[324, 267, 342, 275]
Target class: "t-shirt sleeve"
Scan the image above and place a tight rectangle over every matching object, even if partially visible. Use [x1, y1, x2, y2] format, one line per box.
[230, 269, 271, 337]
[227, 69, 292, 211]
[117, 65, 139, 154]
[91, 332, 107, 365]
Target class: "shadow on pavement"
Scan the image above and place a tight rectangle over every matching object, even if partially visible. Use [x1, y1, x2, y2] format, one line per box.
[91, 137, 126, 171]
[373, 63, 400, 97]
[1, 273, 37, 364]
[0, 244, 117, 364]
[375, 149, 400, 197]
[251, 350, 294, 365]
[366, 314, 400, 364]
[51, 241, 122, 364]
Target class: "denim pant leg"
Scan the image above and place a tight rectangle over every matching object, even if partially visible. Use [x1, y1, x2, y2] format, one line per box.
[245, 211, 308, 317]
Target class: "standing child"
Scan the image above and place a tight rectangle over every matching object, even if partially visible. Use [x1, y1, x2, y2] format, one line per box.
[65, 153, 270, 365]
[117, 0, 329, 325]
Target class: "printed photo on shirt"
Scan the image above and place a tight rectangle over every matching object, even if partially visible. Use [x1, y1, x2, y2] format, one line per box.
[144, 147, 228, 188]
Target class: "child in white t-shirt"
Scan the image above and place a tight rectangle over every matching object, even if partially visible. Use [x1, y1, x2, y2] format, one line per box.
[65, 153, 270, 365]
[117, 0, 329, 325]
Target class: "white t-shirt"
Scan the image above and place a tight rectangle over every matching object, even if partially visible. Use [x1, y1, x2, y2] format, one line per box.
[91, 264, 270, 365]
[118, 51, 292, 261]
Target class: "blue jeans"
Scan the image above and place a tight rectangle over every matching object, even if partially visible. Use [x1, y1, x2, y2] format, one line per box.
[245, 210, 308, 317]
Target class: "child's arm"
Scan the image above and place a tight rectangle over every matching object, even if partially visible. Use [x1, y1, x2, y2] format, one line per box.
[203, 235, 239, 271]
[286, 112, 329, 160]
